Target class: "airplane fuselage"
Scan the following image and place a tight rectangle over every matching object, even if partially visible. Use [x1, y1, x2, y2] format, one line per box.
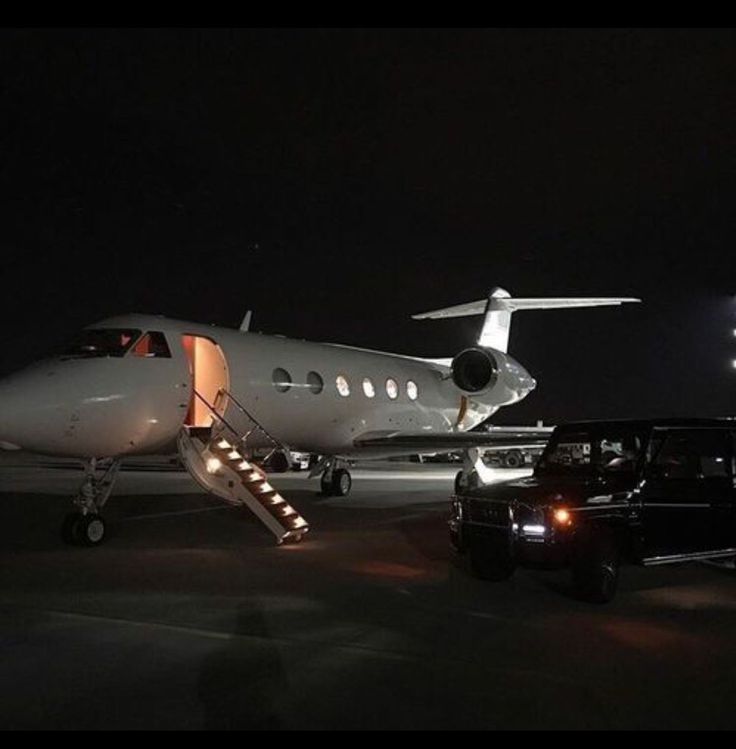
[0, 314, 536, 459]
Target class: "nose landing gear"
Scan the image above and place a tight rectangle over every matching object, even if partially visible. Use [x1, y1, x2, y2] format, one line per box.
[61, 458, 120, 547]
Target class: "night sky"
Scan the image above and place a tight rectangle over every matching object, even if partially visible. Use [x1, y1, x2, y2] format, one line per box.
[0, 28, 734, 424]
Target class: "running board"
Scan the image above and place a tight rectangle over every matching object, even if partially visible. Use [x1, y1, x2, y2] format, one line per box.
[642, 548, 736, 566]
[177, 428, 309, 545]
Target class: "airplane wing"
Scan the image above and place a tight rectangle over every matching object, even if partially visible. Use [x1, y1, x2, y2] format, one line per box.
[354, 425, 554, 453]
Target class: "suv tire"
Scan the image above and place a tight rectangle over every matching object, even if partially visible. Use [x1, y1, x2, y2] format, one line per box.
[572, 526, 621, 603]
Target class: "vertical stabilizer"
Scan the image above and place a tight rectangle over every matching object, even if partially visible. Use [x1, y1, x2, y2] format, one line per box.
[478, 287, 512, 352]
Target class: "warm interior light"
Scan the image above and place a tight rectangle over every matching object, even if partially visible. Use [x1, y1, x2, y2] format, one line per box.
[553, 508, 572, 525]
[206, 457, 222, 474]
[228, 450, 241, 460]
[217, 439, 231, 449]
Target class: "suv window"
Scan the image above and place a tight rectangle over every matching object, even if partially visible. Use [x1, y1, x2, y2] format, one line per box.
[536, 426, 645, 477]
[651, 429, 731, 480]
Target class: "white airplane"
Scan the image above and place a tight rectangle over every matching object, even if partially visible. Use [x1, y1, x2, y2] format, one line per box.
[0, 287, 639, 546]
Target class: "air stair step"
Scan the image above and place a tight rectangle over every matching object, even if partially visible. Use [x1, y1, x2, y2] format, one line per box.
[177, 428, 309, 544]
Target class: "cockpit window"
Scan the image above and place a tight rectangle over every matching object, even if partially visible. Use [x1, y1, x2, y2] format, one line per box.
[60, 328, 142, 358]
[131, 331, 172, 358]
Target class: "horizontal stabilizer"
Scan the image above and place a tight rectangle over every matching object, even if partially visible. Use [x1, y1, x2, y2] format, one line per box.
[412, 296, 641, 320]
[412, 287, 641, 353]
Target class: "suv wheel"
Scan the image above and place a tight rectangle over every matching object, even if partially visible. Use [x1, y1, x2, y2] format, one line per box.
[572, 527, 621, 603]
[469, 540, 516, 581]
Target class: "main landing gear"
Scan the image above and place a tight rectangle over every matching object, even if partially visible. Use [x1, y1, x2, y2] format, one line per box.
[454, 447, 495, 495]
[318, 459, 352, 497]
[61, 458, 121, 547]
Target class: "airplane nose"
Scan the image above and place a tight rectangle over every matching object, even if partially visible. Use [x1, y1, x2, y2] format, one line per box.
[0, 358, 186, 458]
[0, 369, 70, 453]
[0, 393, 23, 449]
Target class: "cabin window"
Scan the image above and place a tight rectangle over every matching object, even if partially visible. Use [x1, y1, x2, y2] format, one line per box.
[406, 380, 418, 400]
[307, 371, 324, 394]
[131, 331, 172, 358]
[362, 377, 376, 398]
[336, 374, 350, 397]
[60, 328, 141, 358]
[272, 368, 292, 393]
[386, 378, 399, 400]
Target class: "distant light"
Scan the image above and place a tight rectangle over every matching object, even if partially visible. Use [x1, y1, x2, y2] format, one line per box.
[732, 360, 736, 369]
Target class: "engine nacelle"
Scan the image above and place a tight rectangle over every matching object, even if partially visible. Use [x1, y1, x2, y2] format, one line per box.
[451, 347, 499, 394]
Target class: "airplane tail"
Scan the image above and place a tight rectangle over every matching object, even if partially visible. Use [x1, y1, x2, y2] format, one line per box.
[411, 287, 641, 353]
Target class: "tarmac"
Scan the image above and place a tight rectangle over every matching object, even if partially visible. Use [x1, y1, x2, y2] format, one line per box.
[1, 458, 735, 729]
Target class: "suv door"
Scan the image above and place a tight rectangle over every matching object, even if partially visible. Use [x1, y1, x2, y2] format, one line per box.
[640, 428, 732, 559]
[709, 431, 736, 552]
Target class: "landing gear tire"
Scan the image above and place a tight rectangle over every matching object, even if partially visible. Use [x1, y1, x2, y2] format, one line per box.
[268, 452, 290, 473]
[332, 468, 352, 497]
[61, 512, 106, 546]
[572, 527, 620, 604]
[503, 450, 524, 469]
[320, 471, 334, 496]
[454, 470, 478, 494]
[469, 540, 516, 581]
[61, 512, 84, 545]
[77, 514, 106, 547]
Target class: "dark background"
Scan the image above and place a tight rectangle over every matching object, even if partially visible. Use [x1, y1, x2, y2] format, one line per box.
[0, 28, 733, 424]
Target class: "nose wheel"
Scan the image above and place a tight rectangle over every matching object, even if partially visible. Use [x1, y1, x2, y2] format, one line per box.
[61, 458, 120, 547]
[61, 512, 107, 547]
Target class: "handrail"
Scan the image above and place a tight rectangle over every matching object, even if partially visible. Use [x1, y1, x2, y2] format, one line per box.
[217, 387, 285, 451]
[191, 388, 285, 453]
[192, 389, 248, 447]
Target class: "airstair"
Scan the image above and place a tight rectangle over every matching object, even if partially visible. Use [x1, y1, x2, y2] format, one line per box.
[177, 389, 309, 544]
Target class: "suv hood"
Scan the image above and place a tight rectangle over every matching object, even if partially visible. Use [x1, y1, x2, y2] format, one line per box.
[464, 473, 634, 508]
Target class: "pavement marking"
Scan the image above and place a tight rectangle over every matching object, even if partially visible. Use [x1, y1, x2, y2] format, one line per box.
[0, 603, 598, 689]
[120, 505, 236, 522]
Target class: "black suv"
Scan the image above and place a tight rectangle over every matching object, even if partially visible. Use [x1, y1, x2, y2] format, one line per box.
[450, 419, 736, 602]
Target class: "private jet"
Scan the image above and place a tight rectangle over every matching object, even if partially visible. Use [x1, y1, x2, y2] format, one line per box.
[0, 288, 639, 546]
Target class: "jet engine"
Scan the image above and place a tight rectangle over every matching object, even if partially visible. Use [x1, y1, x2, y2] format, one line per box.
[451, 347, 499, 394]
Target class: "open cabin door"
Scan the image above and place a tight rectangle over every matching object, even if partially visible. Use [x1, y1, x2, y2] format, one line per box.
[181, 335, 230, 427]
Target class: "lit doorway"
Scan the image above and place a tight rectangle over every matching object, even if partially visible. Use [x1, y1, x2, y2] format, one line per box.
[182, 335, 230, 427]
